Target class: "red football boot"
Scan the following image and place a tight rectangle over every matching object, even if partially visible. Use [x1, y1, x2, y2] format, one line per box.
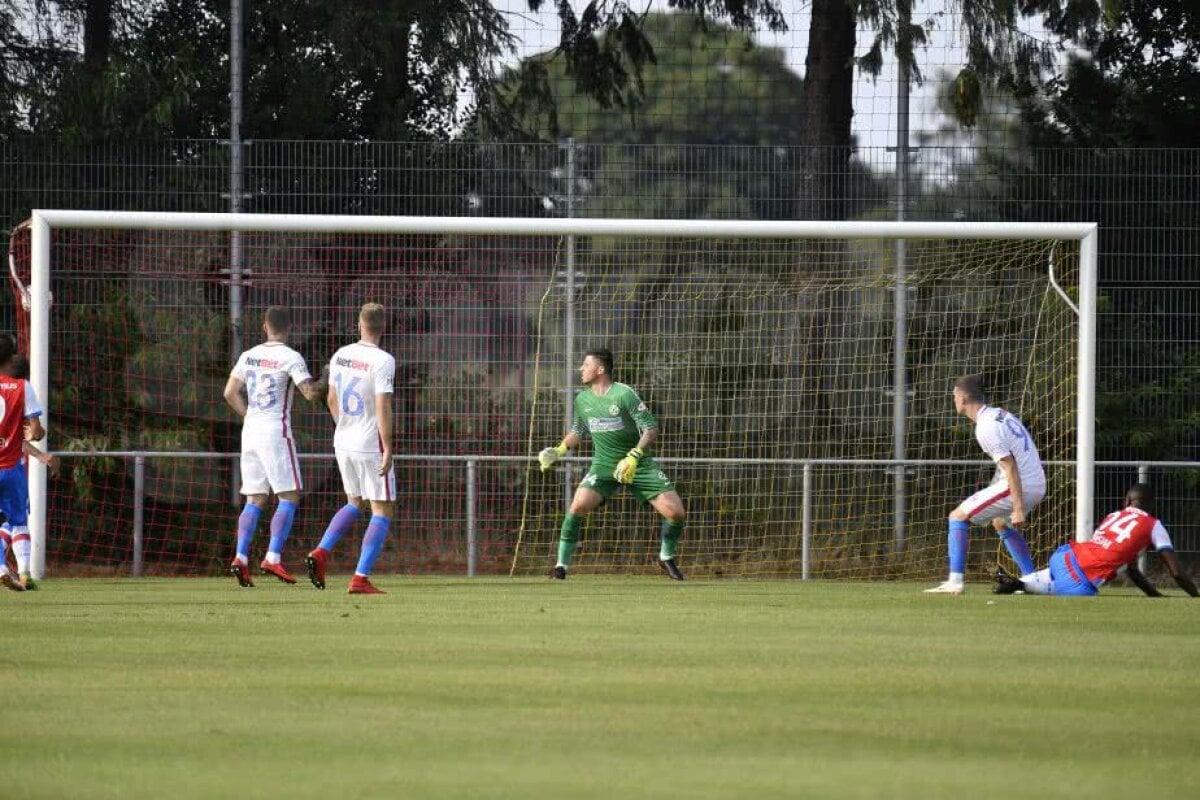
[304, 549, 328, 590]
[1, 573, 25, 592]
[260, 560, 297, 584]
[347, 575, 385, 595]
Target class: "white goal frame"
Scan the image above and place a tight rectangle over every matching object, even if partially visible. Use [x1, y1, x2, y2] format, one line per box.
[26, 210, 1098, 579]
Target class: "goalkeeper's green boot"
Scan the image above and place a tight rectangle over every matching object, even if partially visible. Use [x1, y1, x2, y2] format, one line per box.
[550, 566, 567, 580]
[18, 572, 37, 591]
[657, 559, 685, 581]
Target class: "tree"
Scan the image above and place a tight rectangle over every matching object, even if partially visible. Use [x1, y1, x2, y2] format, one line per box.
[82, 0, 114, 72]
[795, 0, 857, 221]
[797, 0, 1115, 219]
[493, 12, 886, 221]
[0, 5, 23, 135]
[986, 0, 1200, 463]
[3, 1, 790, 145]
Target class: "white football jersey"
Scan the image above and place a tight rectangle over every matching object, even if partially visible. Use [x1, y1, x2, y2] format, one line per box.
[329, 341, 395, 454]
[974, 405, 1045, 490]
[230, 342, 312, 440]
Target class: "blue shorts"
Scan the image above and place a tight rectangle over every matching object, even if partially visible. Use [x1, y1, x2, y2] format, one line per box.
[0, 463, 30, 528]
[1049, 544, 1098, 596]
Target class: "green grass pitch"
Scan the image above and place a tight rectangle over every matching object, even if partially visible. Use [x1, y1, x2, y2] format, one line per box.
[8, 577, 1199, 799]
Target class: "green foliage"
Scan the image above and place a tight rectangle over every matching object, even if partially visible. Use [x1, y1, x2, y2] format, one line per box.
[1096, 318, 1200, 460]
[494, 13, 886, 221]
[54, 280, 144, 429]
[502, 14, 803, 144]
[6, 0, 521, 141]
[3, 1, 788, 144]
[502, 1, 785, 124]
[974, 0, 1200, 461]
[58, 435, 119, 507]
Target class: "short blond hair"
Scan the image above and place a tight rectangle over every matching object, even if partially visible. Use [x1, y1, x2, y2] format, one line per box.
[359, 303, 386, 335]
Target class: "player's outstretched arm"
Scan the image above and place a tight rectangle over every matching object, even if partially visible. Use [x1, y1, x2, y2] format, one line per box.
[539, 433, 581, 473]
[1124, 563, 1164, 597]
[1160, 550, 1200, 597]
[297, 377, 327, 402]
[22, 440, 60, 476]
[298, 362, 329, 403]
[223, 376, 248, 418]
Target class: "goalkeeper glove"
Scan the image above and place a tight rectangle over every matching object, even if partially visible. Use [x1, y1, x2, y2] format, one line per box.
[538, 442, 569, 473]
[613, 447, 644, 485]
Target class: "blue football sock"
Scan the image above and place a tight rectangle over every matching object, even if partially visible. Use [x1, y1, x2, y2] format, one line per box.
[236, 504, 263, 561]
[355, 515, 391, 576]
[948, 519, 970, 576]
[267, 500, 297, 558]
[318, 503, 362, 553]
[999, 527, 1036, 576]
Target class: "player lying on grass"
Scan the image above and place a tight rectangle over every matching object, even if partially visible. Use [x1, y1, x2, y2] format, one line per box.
[224, 307, 327, 588]
[927, 375, 1044, 595]
[994, 483, 1199, 597]
[538, 348, 687, 581]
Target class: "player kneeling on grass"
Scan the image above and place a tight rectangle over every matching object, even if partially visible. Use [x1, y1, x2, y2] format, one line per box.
[538, 348, 687, 581]
[927, 375, 1044, 595]
[994, 483, 1199, 598]
[304, 303, 396, 596]
[224, 307, 327, 588]
[0, 336, 45, 592]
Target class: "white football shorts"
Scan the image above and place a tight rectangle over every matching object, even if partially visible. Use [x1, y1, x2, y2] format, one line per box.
[959, 479, 1045, 525]
[240, 438, 303, 495]
[336, 450, 397, 502]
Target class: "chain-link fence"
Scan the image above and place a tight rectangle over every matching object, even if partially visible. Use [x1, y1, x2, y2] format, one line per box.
[3, 139, 1198, 565]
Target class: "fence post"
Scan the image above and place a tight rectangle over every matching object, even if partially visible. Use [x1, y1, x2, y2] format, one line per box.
[801, 463, 812, 580]
[466, 459, 477, 577]
[133, 455, 145, 578]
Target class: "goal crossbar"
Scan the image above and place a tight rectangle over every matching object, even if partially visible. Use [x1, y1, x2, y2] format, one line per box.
[33, 210, 1095, 240]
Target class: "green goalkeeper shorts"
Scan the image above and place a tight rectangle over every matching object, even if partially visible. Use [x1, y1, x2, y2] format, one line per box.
[578, 458, 675, 504]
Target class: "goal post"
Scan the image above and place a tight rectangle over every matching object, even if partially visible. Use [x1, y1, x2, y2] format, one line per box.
[26, 210, 1097, 579]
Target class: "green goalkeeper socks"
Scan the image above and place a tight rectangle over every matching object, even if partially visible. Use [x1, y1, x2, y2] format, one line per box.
[660, 519, 684, 560]
[557, 513, 581, 567]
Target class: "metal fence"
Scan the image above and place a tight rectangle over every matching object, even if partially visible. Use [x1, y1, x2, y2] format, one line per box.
[50, 452, 1200, 578]
[3, 139, 1198, 562]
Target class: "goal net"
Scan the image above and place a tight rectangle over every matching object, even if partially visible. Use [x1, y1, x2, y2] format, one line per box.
[15, 213, 1096, 580]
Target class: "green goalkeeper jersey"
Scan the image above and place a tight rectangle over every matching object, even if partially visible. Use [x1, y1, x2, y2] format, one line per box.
[570, 382, 658, 470]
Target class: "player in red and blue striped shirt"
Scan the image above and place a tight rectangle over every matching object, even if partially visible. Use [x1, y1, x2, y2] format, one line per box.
[994, 484, 1199, 597]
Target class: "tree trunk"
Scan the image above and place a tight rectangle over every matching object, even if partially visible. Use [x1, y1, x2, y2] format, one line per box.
[83, 0, 113, 73]
[364, 1, 412, 139]
[798, 0, 856, 221]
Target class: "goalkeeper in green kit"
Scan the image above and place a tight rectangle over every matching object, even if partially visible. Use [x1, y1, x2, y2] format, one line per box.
[538, 348, 688, 580]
